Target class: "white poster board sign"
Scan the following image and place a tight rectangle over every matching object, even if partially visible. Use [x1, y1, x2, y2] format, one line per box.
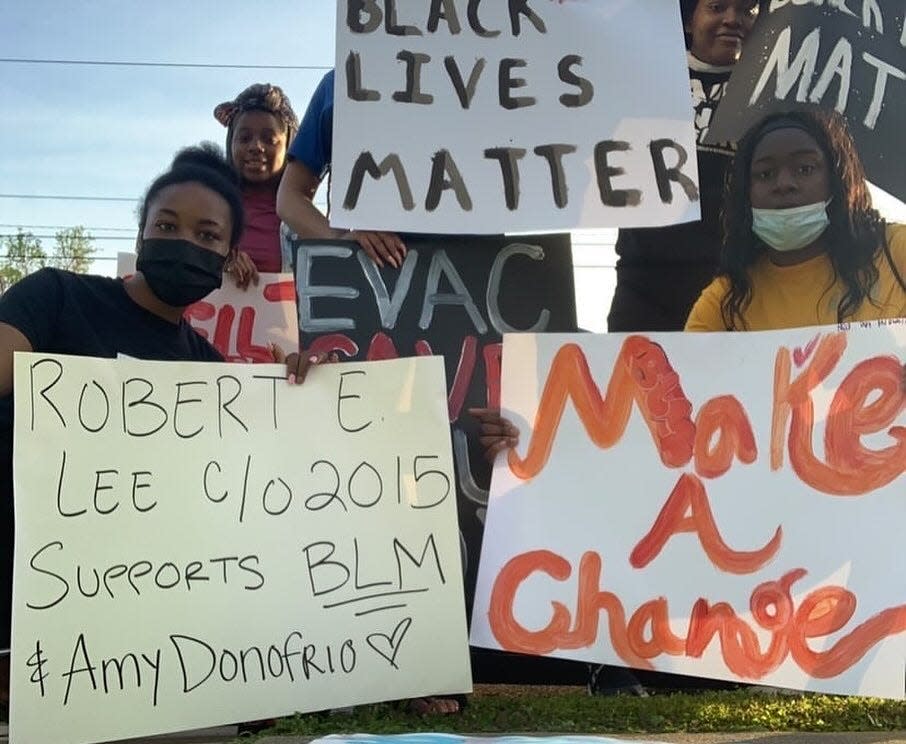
[11, 354, 470, 744]
[471, 323, 906, 698]
[331, 0, 700, 234]
[117, 252, 297, 362]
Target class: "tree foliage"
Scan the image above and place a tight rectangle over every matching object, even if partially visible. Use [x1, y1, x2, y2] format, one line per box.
[0, 227, 95, 293]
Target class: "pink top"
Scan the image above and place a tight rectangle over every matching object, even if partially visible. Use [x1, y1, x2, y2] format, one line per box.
[239, 189, 282, 272]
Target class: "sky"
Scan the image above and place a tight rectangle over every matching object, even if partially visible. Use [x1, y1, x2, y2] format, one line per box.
[1, 1, 904, 332]
[0, 1, 335, 270]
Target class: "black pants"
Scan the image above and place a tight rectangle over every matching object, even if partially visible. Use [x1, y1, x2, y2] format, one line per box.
[608, 262, 718, 332]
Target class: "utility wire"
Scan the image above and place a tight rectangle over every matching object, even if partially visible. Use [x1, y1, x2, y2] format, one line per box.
[0, 193, 136, 202]
[0, 234, 134, 240]
[0, 223, 135, 232]
[0, 57, 331, 71]
[0, 255, 118, 261]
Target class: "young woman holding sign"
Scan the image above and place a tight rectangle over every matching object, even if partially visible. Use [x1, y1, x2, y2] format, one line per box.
[0, 144, 322, 703]
[686, 109, 906, 331]
[214, 83, 300, 287]
[607, 0, 763, 332]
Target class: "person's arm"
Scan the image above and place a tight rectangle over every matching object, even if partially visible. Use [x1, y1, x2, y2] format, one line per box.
[685, 279, 728, 332]
[277, 160, 406, 269]
[0, 268, 63, 395]
[276, 160, 339, 240]
[0, 323, 32, 397]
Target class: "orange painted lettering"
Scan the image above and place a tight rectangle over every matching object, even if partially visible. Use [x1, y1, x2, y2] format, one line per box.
[694, 395, 757, 479]
[509, 338, 695, 479]
[630, 473, 781, 574]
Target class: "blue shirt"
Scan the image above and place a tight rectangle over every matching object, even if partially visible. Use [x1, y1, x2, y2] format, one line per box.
[288, 69, 334, 178]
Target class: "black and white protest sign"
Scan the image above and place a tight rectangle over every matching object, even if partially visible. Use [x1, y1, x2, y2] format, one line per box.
[293, 233, 577, 606]
[707, 1, 906, 201]
[331, 1, 700, 233]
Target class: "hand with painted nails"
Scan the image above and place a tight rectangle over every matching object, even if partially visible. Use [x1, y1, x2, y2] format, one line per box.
[225, 249, 260, 290]
[269, 344, 339, 384]
[348, 229, 407, 269]
[469, 407, 520, 463]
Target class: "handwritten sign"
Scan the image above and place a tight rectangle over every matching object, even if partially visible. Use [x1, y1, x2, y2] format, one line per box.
[331, 1, 700, 233]
[471, 323, 906, 698]
[11, 354, 470, 744]
[294, 234, 577, 612]
[117, 252, 298, 362]
[707, 1, 906, 202]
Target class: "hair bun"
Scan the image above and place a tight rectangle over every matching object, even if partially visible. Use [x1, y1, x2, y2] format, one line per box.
[171, 142, 239, 185]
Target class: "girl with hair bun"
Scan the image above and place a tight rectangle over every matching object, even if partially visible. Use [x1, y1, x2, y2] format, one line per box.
[214, 83, 299, 287]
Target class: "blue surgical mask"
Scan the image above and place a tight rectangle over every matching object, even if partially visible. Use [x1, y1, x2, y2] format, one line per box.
[751, 200, 831, 253]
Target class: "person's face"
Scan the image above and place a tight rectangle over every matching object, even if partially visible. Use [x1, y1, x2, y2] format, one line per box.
[687, 0, 759, 66]
[749, 128, 832, 210]
[231, 111, 287, 185]
[142, 181, 233, 257]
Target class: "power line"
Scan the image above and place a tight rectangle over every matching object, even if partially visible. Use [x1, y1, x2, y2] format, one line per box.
[0, 223, 135, 232]
[0, 255, 118, 261]
[0, 193, 136, 202]
[0, 234, 133, 240]
[0, 195, 328, 206]
[0, 57, 331, 71]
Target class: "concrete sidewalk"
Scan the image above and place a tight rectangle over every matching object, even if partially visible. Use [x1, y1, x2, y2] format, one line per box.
[4, 726, 906, 743]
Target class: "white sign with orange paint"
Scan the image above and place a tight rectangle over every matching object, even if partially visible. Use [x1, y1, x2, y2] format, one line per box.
[470, 322, 906, 698]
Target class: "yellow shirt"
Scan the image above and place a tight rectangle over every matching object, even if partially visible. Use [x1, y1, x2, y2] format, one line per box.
[685, 224, 906, 331]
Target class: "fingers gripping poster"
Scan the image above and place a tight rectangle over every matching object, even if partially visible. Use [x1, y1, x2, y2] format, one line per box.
[471, 322, 906, 698]
[331, 0, 700, 233]
[10, 354, 470, 744]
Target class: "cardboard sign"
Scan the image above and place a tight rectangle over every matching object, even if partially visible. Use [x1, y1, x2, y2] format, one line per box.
[11, 354, 470, 744]
[294, 234, 577, 609]
[471, 322, 906, 698]
[707, 1, 906, 202]
[117, 252, 298, 363]
[331, 1, 700, 233]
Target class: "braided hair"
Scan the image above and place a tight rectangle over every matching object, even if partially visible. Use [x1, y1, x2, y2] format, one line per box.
[213, 83, 299, 173]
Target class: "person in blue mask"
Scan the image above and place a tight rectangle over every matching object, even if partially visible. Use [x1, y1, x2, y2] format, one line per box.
[0, 144, 325, 702]
[686, 110, 905, 331]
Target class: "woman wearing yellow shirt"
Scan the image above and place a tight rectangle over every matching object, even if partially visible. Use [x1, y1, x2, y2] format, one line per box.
[686, 110, 905, 331]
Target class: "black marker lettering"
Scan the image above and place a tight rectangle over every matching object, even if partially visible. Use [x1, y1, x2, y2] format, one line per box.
[650, 139, 699, 203]
[499, 58, 535, 110]
[393, 51, 434, 104]
[558, 55, 593, 107]
[343, 152, 415, 210]
[485, 147, 526, 210]
[594, 140, 642, 207]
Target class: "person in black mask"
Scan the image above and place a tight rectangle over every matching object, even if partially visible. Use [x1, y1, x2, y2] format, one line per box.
[0, 143, 322, 701]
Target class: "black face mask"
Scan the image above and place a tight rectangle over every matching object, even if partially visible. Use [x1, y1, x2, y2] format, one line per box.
[136, 238, 226, 307]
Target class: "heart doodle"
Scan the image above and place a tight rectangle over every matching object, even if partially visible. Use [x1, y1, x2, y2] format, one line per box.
[792, 334, 820, 368]
[366, 617, 413, 669]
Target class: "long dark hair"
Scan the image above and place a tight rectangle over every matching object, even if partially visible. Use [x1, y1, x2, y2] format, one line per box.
[719, 109, 888, 330]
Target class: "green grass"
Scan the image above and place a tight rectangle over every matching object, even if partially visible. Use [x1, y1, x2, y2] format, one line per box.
[255, 685, 906, 738]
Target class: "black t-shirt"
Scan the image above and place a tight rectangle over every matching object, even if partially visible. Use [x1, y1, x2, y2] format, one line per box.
[0, 268, 222, 645]
[616, 64, 735, 268]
